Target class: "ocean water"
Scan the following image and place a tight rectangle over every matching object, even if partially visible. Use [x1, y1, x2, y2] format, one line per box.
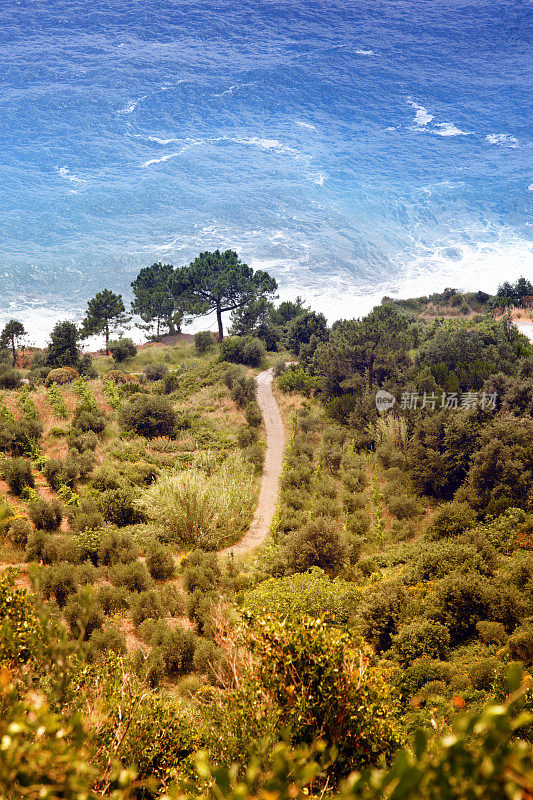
[0, 0, 531, 343]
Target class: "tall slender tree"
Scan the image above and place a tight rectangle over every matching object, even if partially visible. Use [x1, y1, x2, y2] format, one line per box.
[80, 289, 130, 354]
[0, 320, 26, 367]
[172, 249, 277, 340]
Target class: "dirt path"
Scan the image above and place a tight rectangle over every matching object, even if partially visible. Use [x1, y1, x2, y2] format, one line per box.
[220, 367, 285, 557]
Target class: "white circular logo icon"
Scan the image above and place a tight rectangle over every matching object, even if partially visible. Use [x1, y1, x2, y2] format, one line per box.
[375, 390, 396, 412]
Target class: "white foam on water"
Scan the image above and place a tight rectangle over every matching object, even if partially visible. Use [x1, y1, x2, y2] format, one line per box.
[355, 49, 375, 55]
[408, 100, 434, 127]
[486, 133, 519, 147]
[58, 166, 86, 183]
[118, 95, 147, 114]
[294, 120, 317, 131]
[432, 122, 472, 136]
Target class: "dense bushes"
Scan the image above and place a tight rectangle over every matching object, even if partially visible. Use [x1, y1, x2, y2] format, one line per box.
[283, 517, 347, 576]
[220, 336, 265, 367]
[120, 395, 178, 438]
[194, 331, 217, 353]
[108, 338, 137, 363]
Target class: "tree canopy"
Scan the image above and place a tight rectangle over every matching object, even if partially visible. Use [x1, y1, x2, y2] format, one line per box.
[172, 249, 278, 339]
[45, 321, 81, 368]
[0, 320, 25, 367]
[131, 262, 182, 339]
[80, 289, 130, 353]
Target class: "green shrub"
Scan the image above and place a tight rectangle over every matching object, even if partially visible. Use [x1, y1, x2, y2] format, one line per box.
[359, 583, 406, 653]
[244, 442, 264, 472]
[63, 589, 104, 639]
[131, 589, 164, 626]
[42, 458, 77, 492]
[28, 499, 62, 532]
[41, 562, 78, 606]
[245, 400, 262, 427]
[138, 453, 255, 549]
[429, 501, 477, 538]
[109, 560, 151, 592]
[346, 510, 370, 536]
[284, 517, 347, 576]
[123, 460, 159, 487]
[392, 619, 450, 666]
[277, 367, 318, 396]
[8, 517, 32, 549]
[182, 549, 221, 593]
[97, 487, 144, 527]
[45, 367, 79, 386]
[230, 377, 256, 408]
[72, 404, 106, 435]
[90, 463, 121, 491]
[476, 620, 507, 645]
[343, 491, 365, 513]
[194, 330, 217, 354]
[0, 370, 22, 390]
[158, 584, 186, 617]
[41, 534, 80, 565]
[187, 588, 217, 636]
[193, 638, 222, 678]
[144, 363, 168, 381]
[108, 338, 137, 363]
[342, 468, 367, 493]
[67, 430, 98, 453]
[120, 395, 177, 438]
[3, 457, 34, 496]
[146, 543, 175, 580]
[396, 657, 451, 698]
[87, 624, 127, 661]
[98, 531, 139, 566]
[508, 624, 533, 665]
[237, 425, 258, 448]
[220, 336, 265, 367]
[25, 530, 47, 562]
[141, 619, 196, 676]
[96, 584, 130, 614]
[470, 657, 498, 690]
[161, 371, 180, 394]
[0, 417, 43, 456]
[387, 493, 423, 520]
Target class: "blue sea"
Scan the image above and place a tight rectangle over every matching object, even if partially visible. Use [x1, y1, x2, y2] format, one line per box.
[0, 0, 531, 343]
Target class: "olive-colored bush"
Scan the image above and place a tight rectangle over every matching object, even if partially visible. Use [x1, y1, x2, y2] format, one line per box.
[87, 624, 127, 661]
[131, 589, 164, 626]
[97, 488, 144, 527]
[508, 623, 533, 666]
[146, 543, 175, 581]
[392, 619, 450, 666]
[96, 584, 130, 614]
[45, 367, 79, 386]
[428, 501, 477, 538]
[109, 560, 151, 593]
[120, 395, 178, 439]
[469, 657, 498, 690]
[41, 562, 78, 607]
[8, 517, 32, 549]
[98, 531, 140, 566]
[3, 457, 34, 496]
[194, 331, 217, 354]
[28, 499, 62, 532]
[144, 363, 168, 382]
[41, 534, 80, 565]
[245, 400, 262, 427]
[284, 517, 347, 576]
[64, 589, 104, 639]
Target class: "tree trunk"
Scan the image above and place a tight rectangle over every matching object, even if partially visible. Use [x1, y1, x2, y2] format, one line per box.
[216, 303, 224, 341]
[11, 339, 16, 367]
[105, 324, 109, 355]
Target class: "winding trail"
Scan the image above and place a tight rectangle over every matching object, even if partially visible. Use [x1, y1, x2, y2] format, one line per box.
[220, 367, 285, 556]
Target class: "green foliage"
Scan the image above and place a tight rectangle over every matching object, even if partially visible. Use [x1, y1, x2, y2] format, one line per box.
[143, 362, 168, 381]
[108, 337, 137, 363]
[80, 288, 130, 353]
[284, 517, 348, 576]
[120, 394, 178, 438]
[98, 531, 139, 566]
[243, 567, 360, 624]
[245, 616, 403, 778]
[63, 587, 104, 639]
[0, 319, 25, 366]
[109, 560, 151, 592]
[2, 457, 34, 496]
[194, 330, 217, 353]
[139, 453, 255, 549]
[172, 248, 277, 339]
[220, 335, 266, 367]
[277, 366, 319, 395]
[46, 382, 68, 418]
[45, 321, 82, 369]
[145, 542, 175, 580]
[244, 400, 262, 427]
[428, 500, 477, 538]
[41, 562, 78, 606]
[97, 487, 144, 527]
[131, 589, 164, 626]
[8, 517, 32, 549]
[132, 261, 180, 337]
[28, 498, 62, 531]
[392, 619, 450, 666]
[0, 369, 22, 389]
